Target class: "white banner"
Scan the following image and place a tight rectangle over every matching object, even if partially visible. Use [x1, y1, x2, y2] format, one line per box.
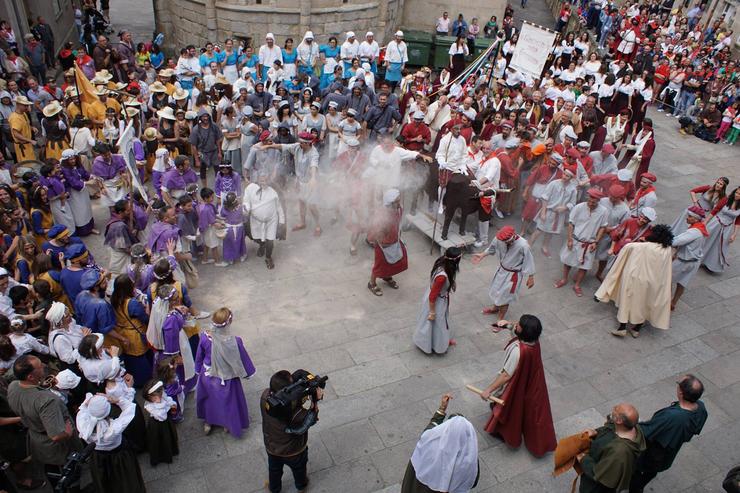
[116, 121, 149, 203]
[509, 22, 557, 80]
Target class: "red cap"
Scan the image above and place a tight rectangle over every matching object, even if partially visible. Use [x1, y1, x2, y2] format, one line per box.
[641, 172, 657, 183]
[608, 184, 626, 199]
[562, 164, 577, 176]
[496, 225, 516, 241]
[258, 130, 271, 142]
[587, 187, 606, 199]
[566, 147, 580, 159]
[687, 205, 706, 218]
[501, 120, 514, 129]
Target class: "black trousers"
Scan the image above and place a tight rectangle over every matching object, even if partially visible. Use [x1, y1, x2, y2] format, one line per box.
[629, 442, 674, 493]
[442, 179, 477, 237]
[267, 448, 308, 493]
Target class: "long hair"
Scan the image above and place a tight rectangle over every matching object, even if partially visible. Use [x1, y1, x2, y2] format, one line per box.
[725, 186, 739, 211]
[708, 177, 729, 203]
[645, 224, 674, 248]
[110, 274, 134, 312]
[430, 247, 462, 292]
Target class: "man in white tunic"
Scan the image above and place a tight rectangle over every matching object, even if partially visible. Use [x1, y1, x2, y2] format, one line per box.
[589, 143, 618, 175]
[555, 188, 609, 296]
[266, 132, 321, 236]
[595, 184, 630, 281]
[530, 165, 578, 258]
[243, 171, 285, 270]
[258, 33, 283, 82]
[629, 172, 658, 218]
[366, 130, 432, 201]
[470, 141, 501, 247]
[671, 205, 709, 311]
[472, 226, 535, 323]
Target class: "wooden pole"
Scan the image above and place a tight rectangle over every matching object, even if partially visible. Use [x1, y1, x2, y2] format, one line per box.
[466, 384, 505, 405]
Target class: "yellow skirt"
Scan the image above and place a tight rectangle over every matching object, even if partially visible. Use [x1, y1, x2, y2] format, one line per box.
[46, 140, 70, 161]
[14, 142, 36, 162]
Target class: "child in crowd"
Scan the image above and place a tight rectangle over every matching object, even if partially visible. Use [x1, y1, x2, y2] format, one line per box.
[142, 379, 180, 467]
[218, 192, 246, 265]
[214, 162, 242, 204]
[197, 188, 225, 266]
[156, 356, 185, 422]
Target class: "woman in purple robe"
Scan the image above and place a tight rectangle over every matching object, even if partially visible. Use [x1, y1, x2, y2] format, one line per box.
[39, 161, 77, 233]
[194, 307, 255, 436]
[60, 149, 97, 236]
[127, 242, 177, 294]
[147, 284, 197, 394]
[218, 192, 246, 264]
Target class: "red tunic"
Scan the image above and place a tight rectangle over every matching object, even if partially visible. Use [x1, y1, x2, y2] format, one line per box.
[590, 174, 636, 201]
[610, 217, 652, 255]
[368, 206, 408, 278]
[521, 165, 562, 221]
[400, 122, 431, 152]
[484, 338, 557, 457]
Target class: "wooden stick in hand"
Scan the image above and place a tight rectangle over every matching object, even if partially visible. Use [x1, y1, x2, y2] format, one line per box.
[466, 384, 505, 405]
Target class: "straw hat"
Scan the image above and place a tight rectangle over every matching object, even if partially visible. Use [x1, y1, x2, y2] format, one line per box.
[143, 127, 158, 141]
[64, 68, 75, 77]
[42, 101, 64, 117]
[125, 107, 140, 118]
[149, 81, 167, 93]
[95, 69, 113, 81]
[214, 74, 230, 86]
[157, 106, 176, 120]
[158, 68, 175, 78]
[172, 88, 188, 101]
[91, 76, 109, 85]
[114, 82, 128, 91]
[94, 86, 109, 96]
[14, 95, 32, 106]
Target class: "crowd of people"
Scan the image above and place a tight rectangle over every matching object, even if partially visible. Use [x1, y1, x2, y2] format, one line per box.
[0, 0, 738, 491]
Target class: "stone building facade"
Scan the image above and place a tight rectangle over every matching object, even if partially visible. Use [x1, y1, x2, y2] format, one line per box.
[153, 0, 505, 51]
[1, 0, 77, 54]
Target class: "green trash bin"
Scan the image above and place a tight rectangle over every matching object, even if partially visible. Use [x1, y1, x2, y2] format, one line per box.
[433, 35, 457, 69]
[473, 37, 495, 59]
[403, 30, 433, 67]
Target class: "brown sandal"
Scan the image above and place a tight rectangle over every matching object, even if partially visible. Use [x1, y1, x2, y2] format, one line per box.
[367, 282, 383, 296]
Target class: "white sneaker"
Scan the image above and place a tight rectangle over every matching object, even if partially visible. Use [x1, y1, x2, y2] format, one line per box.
[203, 423, 212, 434]
[494, 208, 504, 219]
[474, 240, 485, 248]
[215, 261, 229, 267]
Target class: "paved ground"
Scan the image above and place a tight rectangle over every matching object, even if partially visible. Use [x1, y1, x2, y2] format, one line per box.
[72, 1, 740, 492]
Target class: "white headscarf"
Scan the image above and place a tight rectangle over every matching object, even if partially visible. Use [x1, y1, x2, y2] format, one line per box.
[410, 416, 479, 493]
[45, 302, 68, 328]
[76, 393, 112, 442]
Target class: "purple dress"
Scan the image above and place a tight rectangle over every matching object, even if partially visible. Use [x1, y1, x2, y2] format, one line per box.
[40, 174, 77, 233]
[162, 168, 198, 199]
[61, 164, 95, 236]
[161, 310, 197, 393]
[194, 333, 256, 437]
[219, 205, 246, 262]
[214, 172, 242, 200]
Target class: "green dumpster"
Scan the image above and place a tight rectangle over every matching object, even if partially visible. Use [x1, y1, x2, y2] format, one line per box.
[473, 37, 495, 58]
[432, 35, 457, 69]
[403, 30, 433, 67]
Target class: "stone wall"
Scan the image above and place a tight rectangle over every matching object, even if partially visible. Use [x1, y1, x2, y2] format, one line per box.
[153, 0, 402, 52]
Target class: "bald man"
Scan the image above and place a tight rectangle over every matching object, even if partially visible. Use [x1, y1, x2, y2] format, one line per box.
[577, 403, 646, 493]
[629, 375, 707, 493]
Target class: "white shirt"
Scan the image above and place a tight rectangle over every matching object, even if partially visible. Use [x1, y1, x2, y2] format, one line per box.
[176, 56, 201, 81]
[48, 324, 86, 364]
[340, 40, 360, 62]
[448, 43, 469, 56]
[144, 395, 177, 422]
[296, 42, 319, 67]
[436, 17, 450, 32]
[385, 41, 408, 64]
[77, 353, 123, 384]
[435, 132, 468, 172]
[76, 398, 135, 451]
[366, 145, 419, 187]
[358, 40, 380, 60]
[10, 333, 50, 356]
[258, 44, 283, 68]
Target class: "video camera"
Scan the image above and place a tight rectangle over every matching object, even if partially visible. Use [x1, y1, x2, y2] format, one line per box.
[266, 369, 328, 409]
[52, 442, 95, 493]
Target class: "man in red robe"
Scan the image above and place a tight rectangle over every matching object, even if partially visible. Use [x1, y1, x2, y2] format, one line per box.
[590, 168, 637, 201]
[480, 314, 557, 457]
[618, 118, 656, 187]
[608, 206, 655, 256]
[367, 188, 408, 296]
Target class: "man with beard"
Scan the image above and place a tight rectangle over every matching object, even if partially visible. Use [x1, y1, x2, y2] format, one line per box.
[364, 92, 403, 140]
[479, 314, 556, 457]
[190, 111, 224, 187]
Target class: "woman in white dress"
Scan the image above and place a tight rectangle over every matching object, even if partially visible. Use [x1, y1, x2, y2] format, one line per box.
[702, 187, 740, 273]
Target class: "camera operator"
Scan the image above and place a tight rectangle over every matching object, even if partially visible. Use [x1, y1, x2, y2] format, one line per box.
[261, 370, 325, 493]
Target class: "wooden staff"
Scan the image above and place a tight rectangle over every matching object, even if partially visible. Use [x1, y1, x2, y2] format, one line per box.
[466, 384, 505, 405]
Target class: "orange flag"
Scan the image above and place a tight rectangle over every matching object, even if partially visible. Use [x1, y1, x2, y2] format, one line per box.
[73, 61, 100, 105]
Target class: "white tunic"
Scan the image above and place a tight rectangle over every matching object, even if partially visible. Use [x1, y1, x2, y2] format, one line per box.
[242, 183, 285, 241]
[596, 198, 630, 261]
[536, 179, 578, 234]
[672, 227, 706, 286]
[590, 151, 618, 175]
[435, 133, 467, 172]
[560, 203, 609, 269]
[629, 189, 657, 217]
[49, 325, 86, 364]
[365, 145, 419, 189]
[77, 353, 123, 384]
[485, 236, 536, 306]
